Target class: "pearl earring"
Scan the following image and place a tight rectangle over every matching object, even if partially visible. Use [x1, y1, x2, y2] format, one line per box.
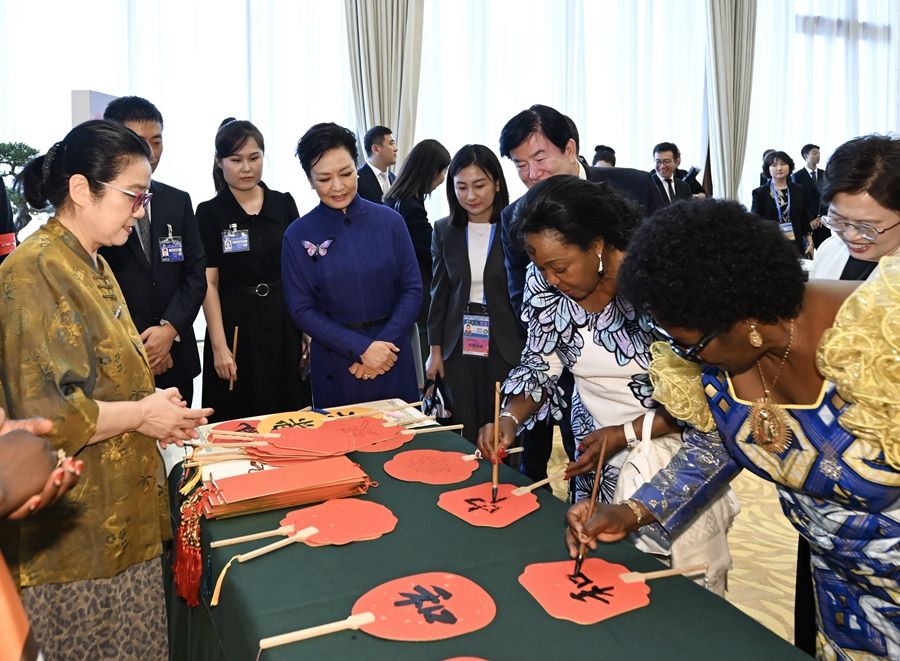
[597, 253, 604, 275]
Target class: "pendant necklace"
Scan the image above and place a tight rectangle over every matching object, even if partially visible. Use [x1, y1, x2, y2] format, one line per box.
[749, 320, 794, 454]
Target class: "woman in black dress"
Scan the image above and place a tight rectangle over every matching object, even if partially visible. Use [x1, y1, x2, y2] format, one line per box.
[198, 118, 310, 421]
[751, 150, 815, 256]
[384, 139, 451, 368]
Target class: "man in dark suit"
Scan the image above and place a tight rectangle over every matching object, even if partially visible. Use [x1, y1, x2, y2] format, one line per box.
[792, 143, 830, 248]
[649, 142, 692, 206]
[356, 125, 398, 203]
[0, 180, 15, 265]
[496, 104, 657, 480]
[101, 96, 206, 405]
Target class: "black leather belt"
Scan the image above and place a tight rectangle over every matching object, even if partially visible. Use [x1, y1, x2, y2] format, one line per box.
[224, 280, 283, 297]
[345, 315, 390, 330]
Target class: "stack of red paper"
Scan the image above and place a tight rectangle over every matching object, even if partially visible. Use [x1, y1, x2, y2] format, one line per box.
[203, 455, 372, 518]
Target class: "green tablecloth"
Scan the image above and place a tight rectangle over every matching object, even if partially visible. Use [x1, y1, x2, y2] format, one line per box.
[169, 430, 807, 660]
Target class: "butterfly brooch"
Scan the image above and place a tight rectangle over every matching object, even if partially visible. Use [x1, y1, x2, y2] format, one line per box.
[300, 238, 334, 261]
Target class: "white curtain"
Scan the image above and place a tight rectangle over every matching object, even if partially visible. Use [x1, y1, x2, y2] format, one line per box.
[705, 0, 757, 200]
[344, 0, 424, 161]
[414, 0, 709, 220]
[738, 0, 900, 205]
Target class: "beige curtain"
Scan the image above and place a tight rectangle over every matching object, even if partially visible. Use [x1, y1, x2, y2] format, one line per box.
[705, 0, 757, 199]
[344, 0, 424, 162]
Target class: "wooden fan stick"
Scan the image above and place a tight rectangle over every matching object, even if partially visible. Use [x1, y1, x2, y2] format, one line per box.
[211, 526, 318, 606]
[228, 326, 239, 392]
[207, 430, 281, 440]
[511, 469, 566, 496]
[461, 446, 524, 462]
[400, 424, 464, 436]
[620, 563, 709, 583]
[184, 440, 269, 448]
[326, 401, 424, 423]
[381, 414, 435, 428]
[258, 612, 376, 650]
[211, 524, 296, 549]
[182, 452, 251, 468]
[573, 437, 608, 576]
[491, 382, 500, 503]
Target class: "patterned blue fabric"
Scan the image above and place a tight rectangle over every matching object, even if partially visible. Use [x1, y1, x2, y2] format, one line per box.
[637, 367, 899, 659]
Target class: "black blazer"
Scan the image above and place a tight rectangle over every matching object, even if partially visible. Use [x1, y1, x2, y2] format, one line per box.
[791, 168, 830, 247]
[385, 195, 432, 324]
[648, 172, 692, 206]
[750, 182, 815, 254]
[99, 180, 207, 390]
[500, 165, 658, 316]
[428, 217, 525, 366]
[357, 163, 395, 204]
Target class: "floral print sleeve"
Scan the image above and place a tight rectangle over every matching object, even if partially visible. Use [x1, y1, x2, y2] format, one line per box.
[501, 265, 583, 427]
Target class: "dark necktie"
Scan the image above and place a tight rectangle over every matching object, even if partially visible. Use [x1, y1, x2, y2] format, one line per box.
[137, 207, 152, 263]
[664, 178, 676, 203]
[811, 170, 818, 189]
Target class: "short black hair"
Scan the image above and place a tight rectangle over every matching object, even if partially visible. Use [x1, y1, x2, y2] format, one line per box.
[384, 139, 450, 201]
[618, 199, 804, 335]
[592, 145, 616, 166]
[764, 150, 795, 174]
[18, 119, 150, 212]
[653, 142, 680, 159]
[821, 134, 900, 212]
[445, 144, 509, 227]
[213, 118, 265, 192]
[103, 96, 164, 127]
[499, 104, 576, 159]
[363, 125, 393, 156]
[800, 143, 820, 159]
[295, 123, 358, 178]
[512, 175, 641, 252]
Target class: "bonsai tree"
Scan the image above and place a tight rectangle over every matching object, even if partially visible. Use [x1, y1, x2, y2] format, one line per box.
[0, 141, 41, 231]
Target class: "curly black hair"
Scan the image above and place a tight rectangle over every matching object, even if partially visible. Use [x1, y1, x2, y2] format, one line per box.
[512, 175, 642, 252]
[618, 199, 804, 334]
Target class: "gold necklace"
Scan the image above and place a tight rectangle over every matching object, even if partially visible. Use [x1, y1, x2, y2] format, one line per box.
[748, 320, 794, 454]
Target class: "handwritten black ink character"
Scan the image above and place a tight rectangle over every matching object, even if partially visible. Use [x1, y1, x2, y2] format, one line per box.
[570, 584, 615, 603]
[464, 496, 506, 513]
[272, 417, 316, 429]
[235, 422, 258, 433]
[394, 585, 458, 624]
[567, 571, 592, 589]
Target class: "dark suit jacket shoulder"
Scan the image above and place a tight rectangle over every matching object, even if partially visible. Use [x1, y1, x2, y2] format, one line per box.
[356, 163, 394, 204]
[429, 217, 524, 365]
[99, 179, 207, 385]
[750, 182, 814, 253]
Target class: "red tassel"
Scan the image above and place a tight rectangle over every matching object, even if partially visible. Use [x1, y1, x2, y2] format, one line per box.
[174, 486, 208, 607]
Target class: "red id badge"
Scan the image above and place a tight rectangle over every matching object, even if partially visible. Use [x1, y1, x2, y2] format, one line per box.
[461, 313, 489, 358]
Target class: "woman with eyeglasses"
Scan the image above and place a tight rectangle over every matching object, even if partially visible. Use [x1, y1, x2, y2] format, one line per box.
[197, 118, 311, 422]
[751, 150, 816, 257]
[811, 135, 900, 281]
[0, 120, 213, 659]
[476, 177, 738, 593]
[569, 199, 899, 660]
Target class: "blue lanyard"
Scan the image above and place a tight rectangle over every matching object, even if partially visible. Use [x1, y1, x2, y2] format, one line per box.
[464, 222, 496, 306]
[768, 181, 791, 223]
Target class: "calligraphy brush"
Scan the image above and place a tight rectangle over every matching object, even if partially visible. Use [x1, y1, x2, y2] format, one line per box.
[573, 437, 608, 576]
[491, 382, 500, 503]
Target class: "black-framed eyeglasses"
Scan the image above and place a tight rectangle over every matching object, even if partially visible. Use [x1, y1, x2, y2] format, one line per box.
[821, 214, 900, 243]
[647, 317, 717, 363]
[99, 182, 153, 213]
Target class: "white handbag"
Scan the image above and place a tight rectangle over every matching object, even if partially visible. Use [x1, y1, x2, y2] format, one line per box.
[613, 411, 740, 596]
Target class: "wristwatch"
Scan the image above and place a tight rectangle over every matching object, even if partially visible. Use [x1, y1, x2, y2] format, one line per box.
[623, 421, 639, 450]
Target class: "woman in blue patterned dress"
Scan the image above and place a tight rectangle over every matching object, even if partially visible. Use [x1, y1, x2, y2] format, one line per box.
[571, 199, 899, 660]
[477, 176, 738, 591]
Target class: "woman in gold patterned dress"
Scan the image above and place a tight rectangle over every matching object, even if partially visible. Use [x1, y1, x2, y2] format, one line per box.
[0, 120, 213, 660]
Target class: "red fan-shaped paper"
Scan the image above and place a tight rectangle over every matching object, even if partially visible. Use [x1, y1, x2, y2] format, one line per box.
[352, 572, 495, 641]
[257, 410, 331, 432]
[280, 499, 397, 546]
[383, 450, 477, 485]
[250, 417, 406, 459]
[437, 482, 539, 528]
[518, 558, 650, 624]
